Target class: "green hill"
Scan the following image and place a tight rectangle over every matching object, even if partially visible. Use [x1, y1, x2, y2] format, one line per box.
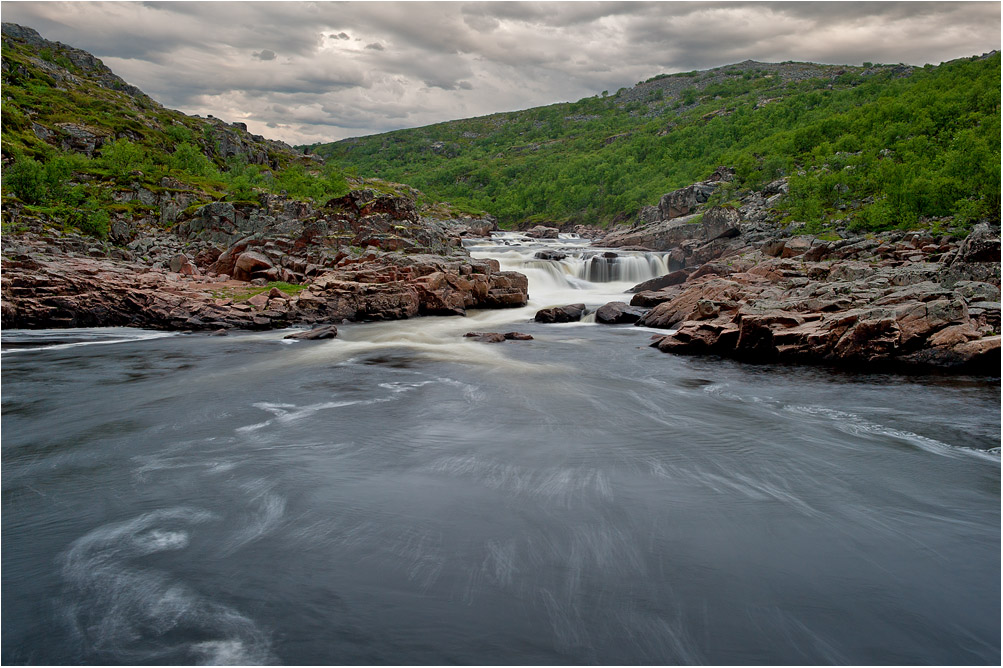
[0, 23, 439, 240]
[307, 54, 1001, 233]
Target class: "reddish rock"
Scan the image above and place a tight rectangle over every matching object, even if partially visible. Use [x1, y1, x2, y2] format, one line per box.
[245, 293, 269, 310]
[464, 332, 506, 343]
[535, 303, 586, 323]
[233, 251, 273, 281]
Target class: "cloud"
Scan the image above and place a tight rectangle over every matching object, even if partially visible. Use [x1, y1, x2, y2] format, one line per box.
[0, 1, 997, 145]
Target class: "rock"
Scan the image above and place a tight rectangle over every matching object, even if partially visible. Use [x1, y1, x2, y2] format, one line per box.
[534, 303, 587, 323]
[525, 225, 560, 239]
[211, 328, 228, 336]
[595, 301, 647, 324]
[658, 182, 716, 220]
[637, 278, 743, 329]
[637, 205, 661, 224]
[464, 331, 506, 343]
[534, 250, 567, 261]
[628, 270, 690, 293]
[168, 253, 196, 275]
[702, 207, 741, 241]
[952, 223, 1001, 263]
[284, 324, 338, 340]
[245, 293, 270, 309]
[503, 332, 534, 340]
[233, 251, 273, 281]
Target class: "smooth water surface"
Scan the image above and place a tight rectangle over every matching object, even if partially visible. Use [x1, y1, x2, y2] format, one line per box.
[2, 234, 1000, 665]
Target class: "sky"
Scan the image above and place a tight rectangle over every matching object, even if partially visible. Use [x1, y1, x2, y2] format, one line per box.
[2, 1, 1000, 146]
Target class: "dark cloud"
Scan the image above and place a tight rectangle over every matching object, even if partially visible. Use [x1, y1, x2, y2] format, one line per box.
[0, 1, 997, 144]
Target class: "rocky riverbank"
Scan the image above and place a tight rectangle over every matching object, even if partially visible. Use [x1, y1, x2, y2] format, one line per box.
[588, 173, 1001, 373]
[1, 189, 527, 331]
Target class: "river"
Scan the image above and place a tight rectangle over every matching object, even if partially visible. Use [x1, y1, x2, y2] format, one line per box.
[2, 232, 999, 665]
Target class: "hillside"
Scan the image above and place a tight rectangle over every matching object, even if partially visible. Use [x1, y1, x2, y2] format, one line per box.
[308, 54, 1001, 232]
[0, 23, 475, 241]
[1, 23, 529, 331]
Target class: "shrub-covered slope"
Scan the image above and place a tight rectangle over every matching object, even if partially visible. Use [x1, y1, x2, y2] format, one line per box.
[308, 54, 1000, 232]
[0, 23, 472, 240]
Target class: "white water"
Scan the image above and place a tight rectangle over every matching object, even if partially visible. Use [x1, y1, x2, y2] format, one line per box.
[466, 231, 669, 311]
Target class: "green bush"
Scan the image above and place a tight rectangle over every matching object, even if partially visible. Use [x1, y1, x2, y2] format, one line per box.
[76, 206, 110, 239]
[6, 152, 46, 203]
[100, 138, 149, 181]
[170, 142, 215, 177]
[164, 125, 193, 144]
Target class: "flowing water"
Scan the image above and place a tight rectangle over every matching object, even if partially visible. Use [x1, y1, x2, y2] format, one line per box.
[2, 233, 1000, 665]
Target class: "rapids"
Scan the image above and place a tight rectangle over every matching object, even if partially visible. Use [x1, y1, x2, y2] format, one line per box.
[2, 233, 999, 665]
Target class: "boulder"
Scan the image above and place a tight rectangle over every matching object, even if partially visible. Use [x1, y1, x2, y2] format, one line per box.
[503, 332, 534, 340]
[534, 250, 567, 261]
[284, 324, 338, 340]
[595, 301, 647, 324]
[535, 303, 587, 323]
[525, 225, 560, 239]
[233, 250, 273, 281]
[464, 331, 506, 343]
[658, 183, 716, 220]
[168, 253, 198, 276]
[702, 207, 741, 241]
[952, 223, 1001, 264]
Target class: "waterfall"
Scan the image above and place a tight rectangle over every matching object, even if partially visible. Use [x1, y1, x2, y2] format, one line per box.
[466, 231, 670, 309]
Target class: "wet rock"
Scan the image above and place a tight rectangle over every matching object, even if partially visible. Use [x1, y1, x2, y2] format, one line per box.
[503, 331, 534, 340]
[535, 250, 567, 261]
[284, 324, 338, 340]
[596, 301, 647, 324]
[535, 303, 587, 323]
[464, 332, 506, 343]
[525, 225, 560, 239]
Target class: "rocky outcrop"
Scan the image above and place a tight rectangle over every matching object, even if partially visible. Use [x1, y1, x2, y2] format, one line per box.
[1, 219, 528, 331]
[639, 224, 1001, 372]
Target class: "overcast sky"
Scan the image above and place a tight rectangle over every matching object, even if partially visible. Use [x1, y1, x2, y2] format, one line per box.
[2, 1, 999, 145]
